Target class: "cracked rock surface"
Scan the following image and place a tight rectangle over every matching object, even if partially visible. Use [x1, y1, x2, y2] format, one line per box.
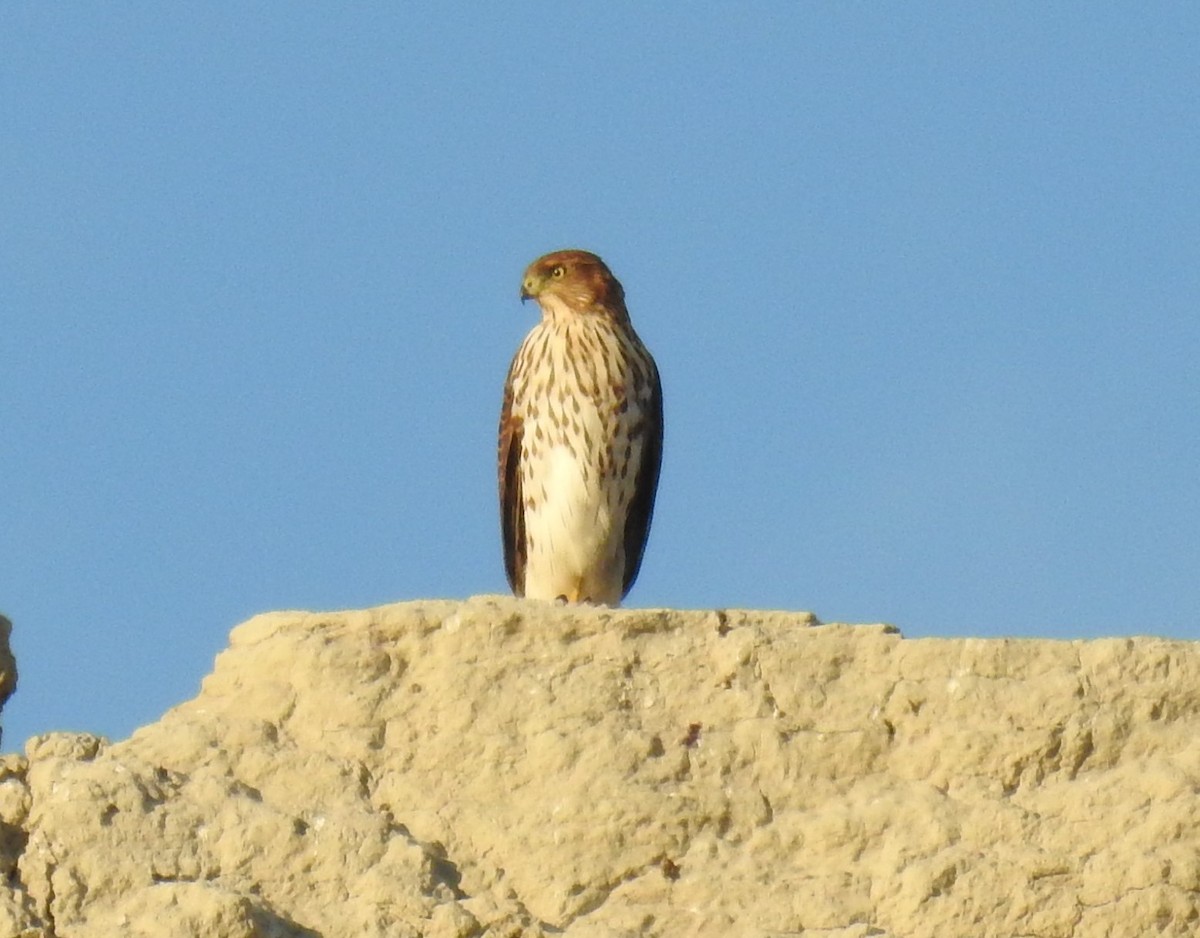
[1, 598, 1198, 936]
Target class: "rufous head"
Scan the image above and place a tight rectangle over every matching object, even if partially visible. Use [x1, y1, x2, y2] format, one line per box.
[519, 249, 627, 320]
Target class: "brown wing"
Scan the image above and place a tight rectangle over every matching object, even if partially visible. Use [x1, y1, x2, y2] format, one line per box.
[498, 367, 526, 596]
[621, 355, 664, 598]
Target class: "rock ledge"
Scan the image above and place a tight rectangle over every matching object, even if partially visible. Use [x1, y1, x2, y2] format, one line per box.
[1, 598, 1198, 937]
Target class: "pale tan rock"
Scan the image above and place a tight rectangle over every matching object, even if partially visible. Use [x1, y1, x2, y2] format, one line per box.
[0, 598, 1198, 936]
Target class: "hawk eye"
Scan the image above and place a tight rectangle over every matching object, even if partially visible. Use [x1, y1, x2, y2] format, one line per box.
[551, 265, 565, 279]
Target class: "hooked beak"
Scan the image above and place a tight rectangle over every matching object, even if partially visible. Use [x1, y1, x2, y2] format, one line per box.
[520, 273, 541, 303]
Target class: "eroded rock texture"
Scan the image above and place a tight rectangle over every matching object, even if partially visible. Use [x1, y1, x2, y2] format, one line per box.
[1, 599, 1197, 936]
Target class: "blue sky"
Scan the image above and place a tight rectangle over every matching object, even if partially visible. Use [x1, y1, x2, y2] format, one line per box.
[3, 5, 1198, 750]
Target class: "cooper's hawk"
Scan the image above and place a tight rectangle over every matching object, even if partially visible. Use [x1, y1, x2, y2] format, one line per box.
[498, 249, 663, 606]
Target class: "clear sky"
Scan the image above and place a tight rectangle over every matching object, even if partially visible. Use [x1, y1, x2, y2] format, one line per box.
[3, 6, 1198, 751]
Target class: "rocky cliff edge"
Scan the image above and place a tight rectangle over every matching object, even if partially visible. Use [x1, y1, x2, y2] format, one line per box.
[0, 599, 1198, 937]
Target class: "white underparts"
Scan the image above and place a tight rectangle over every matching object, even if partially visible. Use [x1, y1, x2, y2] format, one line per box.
[512, 316, 651, 605]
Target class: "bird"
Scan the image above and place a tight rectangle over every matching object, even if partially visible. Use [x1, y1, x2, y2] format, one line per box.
[498, 249, 663, 606]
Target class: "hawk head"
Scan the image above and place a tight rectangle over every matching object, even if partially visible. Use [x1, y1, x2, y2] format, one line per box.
[520, 249, 627, 321]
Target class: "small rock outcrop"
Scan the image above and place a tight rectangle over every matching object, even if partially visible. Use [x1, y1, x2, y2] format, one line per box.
[0, 598, 1198, 936]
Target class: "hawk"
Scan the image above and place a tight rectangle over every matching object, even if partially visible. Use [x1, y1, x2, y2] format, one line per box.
[498, 249, 663, 606]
